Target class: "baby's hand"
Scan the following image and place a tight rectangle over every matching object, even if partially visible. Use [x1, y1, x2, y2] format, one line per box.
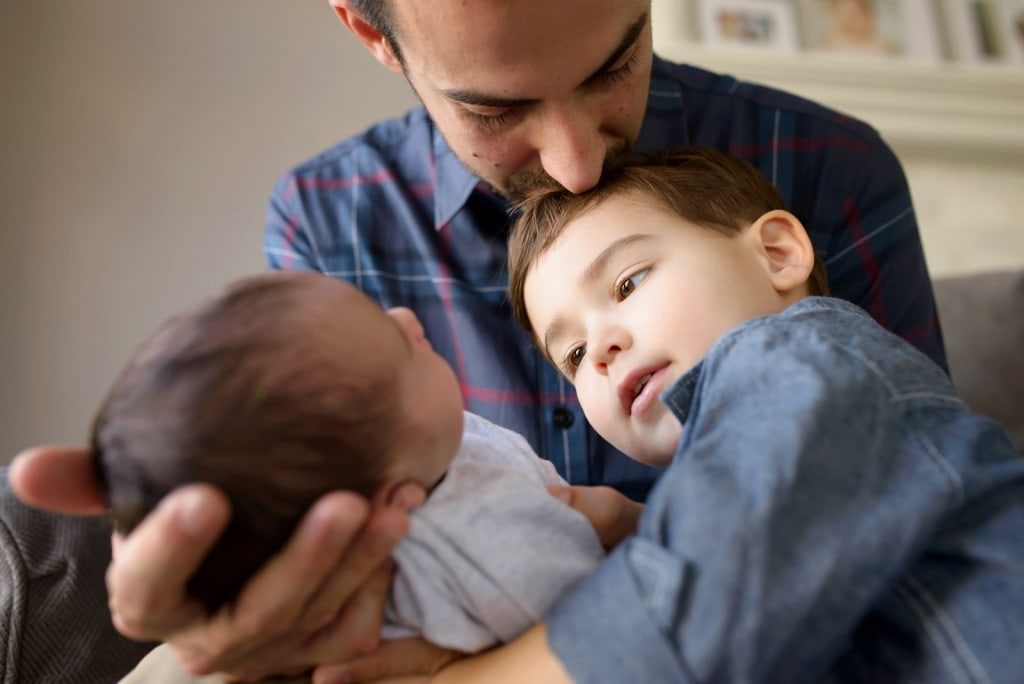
[547, 485, 643, 549]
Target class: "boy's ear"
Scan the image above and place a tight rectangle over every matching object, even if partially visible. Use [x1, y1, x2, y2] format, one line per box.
[327, 0, 404, 74]
[749, 210, 816, 296]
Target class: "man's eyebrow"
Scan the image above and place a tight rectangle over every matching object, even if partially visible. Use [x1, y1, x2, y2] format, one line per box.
[581, 10, 648, 87]
[441, 10, 649, 109]
[541, 233, 653, 360]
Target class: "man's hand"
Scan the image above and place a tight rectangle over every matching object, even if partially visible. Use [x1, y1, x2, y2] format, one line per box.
[9, 445, 415, 681]
[547, 484, 643, 549]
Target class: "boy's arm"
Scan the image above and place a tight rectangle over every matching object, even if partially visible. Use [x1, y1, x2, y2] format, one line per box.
[355, 625, 571, 684]
[542, 325, 966, 682]
[430, 625, 571, 684]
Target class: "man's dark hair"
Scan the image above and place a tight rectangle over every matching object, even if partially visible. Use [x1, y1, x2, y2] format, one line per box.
[507, 147, 831, 338]
[351, 0, 404, 65]
[91, 273, 402, 611]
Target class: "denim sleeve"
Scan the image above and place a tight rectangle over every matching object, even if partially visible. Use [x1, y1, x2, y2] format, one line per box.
[546, 326, 960, 683]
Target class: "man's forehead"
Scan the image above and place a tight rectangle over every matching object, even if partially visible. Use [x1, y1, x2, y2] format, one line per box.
[393, 0, 649, 92]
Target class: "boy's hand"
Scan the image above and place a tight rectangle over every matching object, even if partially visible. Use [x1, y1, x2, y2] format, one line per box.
[547, 484, 643, 549]
[9, 445, 414, 681]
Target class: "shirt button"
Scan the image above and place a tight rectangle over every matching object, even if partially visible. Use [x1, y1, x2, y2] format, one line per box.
[552, 407, 575, 429]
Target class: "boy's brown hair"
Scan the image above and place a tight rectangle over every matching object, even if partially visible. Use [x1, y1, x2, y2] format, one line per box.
[507, 147, 830, 335]
[91, 272, 401, 611]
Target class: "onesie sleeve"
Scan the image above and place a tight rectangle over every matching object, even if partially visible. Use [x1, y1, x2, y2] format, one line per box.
[386, 460, 603, 652]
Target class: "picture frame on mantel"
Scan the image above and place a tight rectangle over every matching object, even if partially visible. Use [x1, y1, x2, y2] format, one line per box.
[798, 0, 943, 61]
[997, 0, 1024, 61]
[938, 0, 1018, 62]
[697, 0, 800, 52]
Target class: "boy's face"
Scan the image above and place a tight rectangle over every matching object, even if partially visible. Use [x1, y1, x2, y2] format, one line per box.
[523, 192, 790, 465]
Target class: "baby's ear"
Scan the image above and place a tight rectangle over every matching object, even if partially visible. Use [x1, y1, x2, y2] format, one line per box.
[373, 479, 427, 512]
[750, 210, 816, 295]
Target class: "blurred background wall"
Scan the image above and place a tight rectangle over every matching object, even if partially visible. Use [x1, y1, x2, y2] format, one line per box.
[2, 1, 1022, 464]
[0, 2, 416, 462]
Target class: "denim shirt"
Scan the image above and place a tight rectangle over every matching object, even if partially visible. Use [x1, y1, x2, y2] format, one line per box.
[547, 298, 1023, 683]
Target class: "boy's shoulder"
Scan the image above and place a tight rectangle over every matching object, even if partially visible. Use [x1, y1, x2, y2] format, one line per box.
[696, 298, 956, 405]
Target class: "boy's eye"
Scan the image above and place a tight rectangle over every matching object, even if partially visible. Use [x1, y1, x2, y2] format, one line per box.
[616, 269, 648, 301]
[566, 345, 586, 373]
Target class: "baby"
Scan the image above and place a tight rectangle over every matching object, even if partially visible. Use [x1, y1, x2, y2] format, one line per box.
[505, 147, 1024, 681]
[92, 271, 603, 657]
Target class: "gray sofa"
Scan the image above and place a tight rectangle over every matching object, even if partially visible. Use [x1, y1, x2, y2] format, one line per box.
[2, 269, 1021, 683]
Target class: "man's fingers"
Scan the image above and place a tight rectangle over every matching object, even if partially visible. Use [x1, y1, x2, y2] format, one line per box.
[9, 446, 106, 514]
[300, 560, 394, 666]
[312, 638, 461, 684]
[235, 491, 371, 627]
[183, 492, 372, 675]
[107, 484, 230, 640]
[304, 505, 409, 632]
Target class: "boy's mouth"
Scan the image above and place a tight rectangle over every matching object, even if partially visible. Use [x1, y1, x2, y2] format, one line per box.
[618, 364, 669, 416]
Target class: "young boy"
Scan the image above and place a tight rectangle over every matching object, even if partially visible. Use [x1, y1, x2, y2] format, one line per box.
[496, 147, 1024, 682]
[92, 271, 604, 680]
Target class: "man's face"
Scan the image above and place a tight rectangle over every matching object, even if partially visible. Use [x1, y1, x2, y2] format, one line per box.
[391, 0, 653, 198]
[523, 192, 786, 465]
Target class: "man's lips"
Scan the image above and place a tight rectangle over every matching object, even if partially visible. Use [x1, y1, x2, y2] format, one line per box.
[617, 364, 670, 416]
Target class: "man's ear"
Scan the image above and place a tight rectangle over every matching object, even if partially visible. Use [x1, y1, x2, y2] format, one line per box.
[327, 0, 404, 74]
[749, 210, 816, 296]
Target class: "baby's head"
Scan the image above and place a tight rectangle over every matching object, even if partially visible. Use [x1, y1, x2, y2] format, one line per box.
[91, 271, 463, 610]
[508, 147, 828, 466]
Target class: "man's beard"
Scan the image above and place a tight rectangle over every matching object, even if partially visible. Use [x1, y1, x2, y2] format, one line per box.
[502, 142, 632, 202]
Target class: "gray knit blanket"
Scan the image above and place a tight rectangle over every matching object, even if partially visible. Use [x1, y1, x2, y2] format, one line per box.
[0, 468, 153, 683]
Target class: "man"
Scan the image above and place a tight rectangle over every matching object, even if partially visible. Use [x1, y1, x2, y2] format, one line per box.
[10, 1, 945, 681]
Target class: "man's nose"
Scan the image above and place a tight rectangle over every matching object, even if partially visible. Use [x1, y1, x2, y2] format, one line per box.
[534, 104, 607, 194]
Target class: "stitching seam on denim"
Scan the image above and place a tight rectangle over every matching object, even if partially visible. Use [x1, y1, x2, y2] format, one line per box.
[894, 580, 973, 684]
[915, 433, 966, 509]
[890, 392, 965, 406]
[906, 574, 993, 684]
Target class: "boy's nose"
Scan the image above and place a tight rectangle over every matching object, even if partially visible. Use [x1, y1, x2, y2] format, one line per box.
[591, 344, 622, 374]
[590, 332, 631, 372]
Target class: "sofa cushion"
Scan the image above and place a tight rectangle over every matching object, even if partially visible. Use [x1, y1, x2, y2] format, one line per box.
[933, 269, 1024, 453]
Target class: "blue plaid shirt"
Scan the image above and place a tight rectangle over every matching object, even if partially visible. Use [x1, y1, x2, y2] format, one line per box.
[264, 56, 946, 501]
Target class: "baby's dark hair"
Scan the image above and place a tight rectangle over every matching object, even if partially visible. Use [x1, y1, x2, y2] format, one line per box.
[91, 272, 402, 611]
[507, 147, 830, 336]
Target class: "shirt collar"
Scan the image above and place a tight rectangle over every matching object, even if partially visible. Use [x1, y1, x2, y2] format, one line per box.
[660, 362, 701, 427]
[432, 125, 484, 230]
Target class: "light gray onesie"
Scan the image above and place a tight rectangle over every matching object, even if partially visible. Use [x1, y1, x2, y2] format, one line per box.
[383, 411, 605, 651]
